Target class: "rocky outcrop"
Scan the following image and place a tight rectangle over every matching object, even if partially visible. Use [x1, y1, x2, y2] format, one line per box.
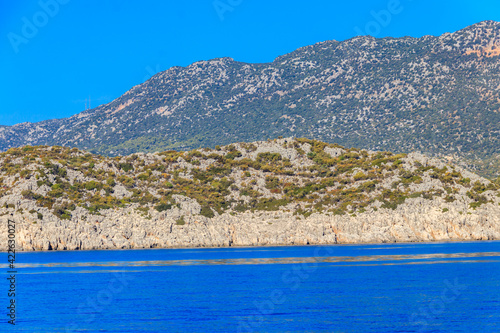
[0, 138, 499, 251]
[1, 196, 499, 251]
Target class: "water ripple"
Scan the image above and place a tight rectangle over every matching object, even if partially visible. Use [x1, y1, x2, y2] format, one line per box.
[4, 251, 500, 269]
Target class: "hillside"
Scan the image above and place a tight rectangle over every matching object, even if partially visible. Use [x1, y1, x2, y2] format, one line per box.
[0, 138, 499, 251]
[1, 21, 500, 178]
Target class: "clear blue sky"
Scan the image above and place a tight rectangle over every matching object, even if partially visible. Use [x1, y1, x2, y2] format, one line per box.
[1, 0, 499, 126]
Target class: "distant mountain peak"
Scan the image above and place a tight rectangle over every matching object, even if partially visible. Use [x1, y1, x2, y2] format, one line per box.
[452, 20, 500, 39]
[450, 21, 500, 56]
[1, 21, 500, 179]
[466, 20, 500, 29]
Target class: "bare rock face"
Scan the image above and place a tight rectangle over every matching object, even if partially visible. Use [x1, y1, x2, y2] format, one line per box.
[111, 185, 132, 199]
[172, 195, 201, 215]
[1, 198, 499, 251]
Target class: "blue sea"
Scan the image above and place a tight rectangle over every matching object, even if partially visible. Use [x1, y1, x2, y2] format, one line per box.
[4, 241, 500, 332]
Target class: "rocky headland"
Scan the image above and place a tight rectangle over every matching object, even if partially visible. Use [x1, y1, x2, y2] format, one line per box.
[1, 138, 499, 251]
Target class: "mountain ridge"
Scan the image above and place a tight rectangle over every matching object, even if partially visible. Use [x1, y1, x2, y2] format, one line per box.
[1, 20, 500, 178]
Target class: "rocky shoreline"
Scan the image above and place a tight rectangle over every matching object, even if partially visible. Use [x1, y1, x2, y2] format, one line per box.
[1, 139, 499, 251]
[2, 196, 499, 251]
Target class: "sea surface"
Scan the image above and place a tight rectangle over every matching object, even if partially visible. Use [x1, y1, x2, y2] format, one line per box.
[3, 241, 500, 332]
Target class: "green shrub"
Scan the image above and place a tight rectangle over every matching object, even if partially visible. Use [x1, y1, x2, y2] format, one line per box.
[265, 176, 281, 190]
[119, 176, 135, 188]
[106, 178, 116, 187]
[332, 208, 346, 216]
[53, 204, 74, 220]
[119, 163, 134, 172]
[200, 205, 215, 218]
[155, 202, 172, 212]
[240, 186, 261, 198]
[459, 178, 471, 186]
[444, 195, 456, 202]
[467, 190, 488, 209]
[57, 168, 67, 178]
[358, 180, 378, 192]
[256, 152, 282, 164]
[48, 187, 64, 198]
[472, 181, 487, 194]
[353, 172, 367, 181]
[138, 173, 149, 181]
[225, 150, 242, 160]
[22, 190, 42, 200]
[251, 198, 289, 211]
[294, 208, 313, 217]
[84, 181, 101, 191]
[241, 143, 257, 152]
[232, 202, 248, 212]
[20, 169, 31, 179]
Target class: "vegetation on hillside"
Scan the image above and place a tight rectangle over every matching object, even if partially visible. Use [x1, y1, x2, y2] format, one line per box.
[0, 138, 498, 222]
